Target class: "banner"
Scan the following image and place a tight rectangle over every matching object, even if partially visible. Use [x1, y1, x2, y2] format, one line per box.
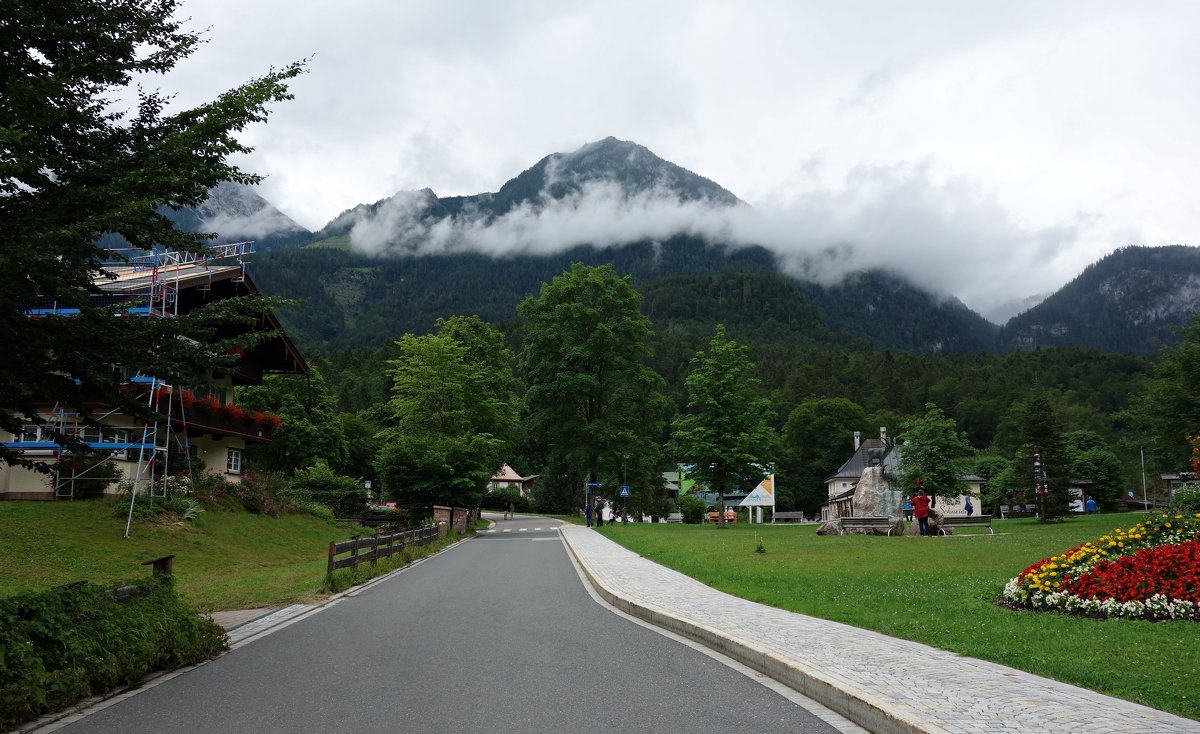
[740, 474, 775, 507]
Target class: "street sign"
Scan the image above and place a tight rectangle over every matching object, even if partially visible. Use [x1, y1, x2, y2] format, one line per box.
[619, 485, 630, 497]
[586, 482, 602, 487]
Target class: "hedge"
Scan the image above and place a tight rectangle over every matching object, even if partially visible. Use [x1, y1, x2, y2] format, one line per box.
[0, 576, 228, 729]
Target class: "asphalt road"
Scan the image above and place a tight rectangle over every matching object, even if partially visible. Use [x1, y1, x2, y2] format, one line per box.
[56, 516, 843, 734]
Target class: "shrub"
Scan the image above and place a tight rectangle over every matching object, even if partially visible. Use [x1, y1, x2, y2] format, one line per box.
[111, 476, 204, 522]
[1173, 483, 1200, 513]
[678, 495, 708, 524]
[0, 576, 227, 730]
[289, 461, 368, 518]
[231, 471, 289, 516]
[289, 497, 336, 521]
[481, 486, 530, 513]
[51, 452, 123, 499]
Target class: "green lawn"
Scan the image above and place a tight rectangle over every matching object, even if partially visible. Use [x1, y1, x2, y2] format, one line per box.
[0, 500, 366, 611]
[597, 514, 1199, 721]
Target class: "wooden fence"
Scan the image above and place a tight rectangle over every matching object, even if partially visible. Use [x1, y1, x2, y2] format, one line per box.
[326, 523, 441, 578]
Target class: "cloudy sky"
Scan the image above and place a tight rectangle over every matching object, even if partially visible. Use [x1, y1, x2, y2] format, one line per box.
[157, 0, 1198, 320]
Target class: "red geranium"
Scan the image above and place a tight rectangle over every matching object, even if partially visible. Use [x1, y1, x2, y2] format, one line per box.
[1062, 539, 1200, 604]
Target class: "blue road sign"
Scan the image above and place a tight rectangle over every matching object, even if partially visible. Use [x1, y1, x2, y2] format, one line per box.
[586, 482, 602, 487]
[619, 485, 631, 497]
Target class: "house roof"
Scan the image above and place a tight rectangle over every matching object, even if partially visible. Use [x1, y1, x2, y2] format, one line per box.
[491, 464, 535, 483]
[94, 257, 308, 381]
[826, 438, 901, 482]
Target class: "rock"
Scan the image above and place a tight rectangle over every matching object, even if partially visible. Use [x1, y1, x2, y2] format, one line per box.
[816, 520, 842, 536]
[904, 505, 948, 536]
[853, 466, 904, 521]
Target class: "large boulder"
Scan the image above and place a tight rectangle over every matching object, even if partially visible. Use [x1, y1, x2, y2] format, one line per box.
[854, 466, 904, 521]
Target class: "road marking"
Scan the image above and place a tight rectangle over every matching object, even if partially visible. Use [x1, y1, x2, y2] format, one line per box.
[503, 529, 512, 533]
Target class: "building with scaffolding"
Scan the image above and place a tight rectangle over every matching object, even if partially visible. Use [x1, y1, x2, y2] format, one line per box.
[0, 243, 307, 501]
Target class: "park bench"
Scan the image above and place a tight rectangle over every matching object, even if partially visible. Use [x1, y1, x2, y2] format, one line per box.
[665, 512, 683, 523]
[939, 514, 994, 535]
[771, 511, 806, 523]
[838, 516, 893, 535]
[706, 510, 737, 524]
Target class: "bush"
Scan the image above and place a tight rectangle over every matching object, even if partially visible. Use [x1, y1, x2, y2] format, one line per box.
[111, 476, 204, 522]
[481, 486, 531, 513]
[51, 452, 124, 499]
[0, 576, 227, 730]
[678, 495, 708, 524]
[231, 471, 290, 516]
[1174, 483, 1200, 513]
[289, 461, 368, 518]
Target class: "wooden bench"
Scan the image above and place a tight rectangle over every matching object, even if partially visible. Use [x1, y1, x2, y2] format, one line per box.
[838, 516, 893, 535]
[771, 511, 806, 523]
[939, 514, 994, 535]
[706, 510, 737, 524]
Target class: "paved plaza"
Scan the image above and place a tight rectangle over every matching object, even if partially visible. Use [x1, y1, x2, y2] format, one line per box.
[559, 525, 1200, 734]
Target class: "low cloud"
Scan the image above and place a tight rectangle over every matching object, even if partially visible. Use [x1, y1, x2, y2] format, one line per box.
[344, 164, 1102, 319]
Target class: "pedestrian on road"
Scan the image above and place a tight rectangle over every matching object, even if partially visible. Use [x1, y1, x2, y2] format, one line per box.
[506, 501, 514, 521]
[964, 495, 974, 517]
[585, 501, 593, 527]
[911, 489, 932, 536]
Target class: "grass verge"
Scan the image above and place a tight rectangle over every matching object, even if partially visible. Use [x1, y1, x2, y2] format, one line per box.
[598, 514, 1199, 721]
[1, 499, 382, 611]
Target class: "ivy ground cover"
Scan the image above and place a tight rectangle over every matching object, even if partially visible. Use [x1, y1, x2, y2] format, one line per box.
[1003, 511, 1200, 620]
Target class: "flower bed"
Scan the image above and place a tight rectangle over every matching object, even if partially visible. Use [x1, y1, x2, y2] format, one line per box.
[1002, 512, 1200, 620]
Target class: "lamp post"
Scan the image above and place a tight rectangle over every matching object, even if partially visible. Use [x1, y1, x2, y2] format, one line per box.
[1140, 448, 1148, 511]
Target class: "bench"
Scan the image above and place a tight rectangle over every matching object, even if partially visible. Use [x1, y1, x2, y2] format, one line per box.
[838, 516, 893, 535]
[706, 510, 737, 524]
[939, 514, 994, 535]
[771, 511, 806, 523]
[665, 512, 683, 523]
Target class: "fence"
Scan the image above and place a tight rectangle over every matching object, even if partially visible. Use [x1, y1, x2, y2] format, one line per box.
[326, 523, 441, 579]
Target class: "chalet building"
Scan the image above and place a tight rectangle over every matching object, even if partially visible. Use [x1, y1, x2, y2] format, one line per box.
[488, 464, 537, 497]
[0, 244, 307, 500]
[820, 430, 983, 522]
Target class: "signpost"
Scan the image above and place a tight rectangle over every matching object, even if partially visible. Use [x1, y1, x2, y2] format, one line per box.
[618, 485, 630, 497]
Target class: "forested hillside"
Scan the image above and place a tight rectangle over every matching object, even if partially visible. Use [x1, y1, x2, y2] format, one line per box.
[1003, 246, 1200, 354]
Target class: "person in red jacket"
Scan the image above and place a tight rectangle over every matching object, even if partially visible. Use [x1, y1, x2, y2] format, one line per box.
[911, 489, 932, 536]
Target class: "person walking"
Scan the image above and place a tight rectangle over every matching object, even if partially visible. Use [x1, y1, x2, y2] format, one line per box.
[506, 501, 515, 521]
[585, 501, 593, 527]
[911, 489, 932, 536]
[964, 494, 974, 517]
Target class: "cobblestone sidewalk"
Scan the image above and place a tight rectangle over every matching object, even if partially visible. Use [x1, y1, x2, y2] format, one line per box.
[559, 526, 1199, 734]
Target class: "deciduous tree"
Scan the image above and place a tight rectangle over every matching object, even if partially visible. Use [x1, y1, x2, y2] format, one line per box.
[780, 398, 868, 514]
[670, 325, 776, 527]
[897, 403, 973, 508]
[518, 264, 668, 513]
[376, 320, 517, 519]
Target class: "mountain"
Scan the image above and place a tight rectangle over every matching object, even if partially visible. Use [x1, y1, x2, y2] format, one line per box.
[150, 181, 312, 253]
[249, 138, 1195, 359]
[312, 136, 740, 245]
[1002, 245, 1200, 354]
[249, 138, 1002, 354]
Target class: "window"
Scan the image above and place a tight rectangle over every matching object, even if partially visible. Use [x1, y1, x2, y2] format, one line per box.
[226, 448, 242, 475]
